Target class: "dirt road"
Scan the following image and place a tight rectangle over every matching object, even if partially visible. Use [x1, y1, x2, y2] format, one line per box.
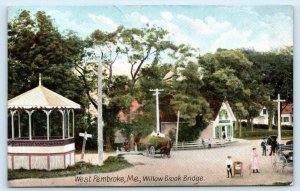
[8, 139, 293, 187]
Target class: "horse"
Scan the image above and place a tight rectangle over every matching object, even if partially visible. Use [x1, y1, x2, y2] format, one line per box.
[160, 139, 173, 158]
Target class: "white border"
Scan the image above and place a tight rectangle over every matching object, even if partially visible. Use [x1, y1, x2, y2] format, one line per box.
[1, 1, 298, 191]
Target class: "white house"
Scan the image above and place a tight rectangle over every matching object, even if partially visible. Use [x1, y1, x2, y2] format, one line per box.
[200, 101, 236, 140]
[252, 106, 270, 125]
[251, 104, 293, 126]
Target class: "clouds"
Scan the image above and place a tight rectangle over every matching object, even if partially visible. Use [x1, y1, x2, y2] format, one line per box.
[119, 10, 292, 53]
[161, 11, 173, 20]
[25, 6, 292, 54]
[176, 15, 231, 35]
[89, 14, 118, 31]
[124, 12, 149, 25]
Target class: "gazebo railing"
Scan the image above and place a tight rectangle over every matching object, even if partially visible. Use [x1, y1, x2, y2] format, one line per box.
[8, 137, 74, 147]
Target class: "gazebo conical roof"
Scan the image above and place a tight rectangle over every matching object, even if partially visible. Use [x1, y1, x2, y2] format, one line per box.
[8, 83, 80, 110]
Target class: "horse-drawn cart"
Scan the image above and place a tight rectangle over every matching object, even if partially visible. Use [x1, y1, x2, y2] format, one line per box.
[272, 144, 293, 172]
[141, 134, 173, 158]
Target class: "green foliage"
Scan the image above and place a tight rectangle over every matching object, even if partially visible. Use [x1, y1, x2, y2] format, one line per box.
[235, 129, 293, 140]
[241, 122, 293, 130]
[170, 94, 210, 126]
[140, 135, 170, 148]
[178, 124, 202, 142]
[119, 102, 156, 139]
[243, 47, 293, 103]
[8, 10, 293, 149]
[8, 10, 88, 141]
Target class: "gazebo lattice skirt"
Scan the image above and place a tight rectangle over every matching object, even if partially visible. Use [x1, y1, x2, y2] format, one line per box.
[8, 137, 75, 170]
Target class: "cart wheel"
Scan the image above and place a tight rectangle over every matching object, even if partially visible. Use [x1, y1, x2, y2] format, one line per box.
[149, 146, 155, 158]
[278, 156, 286, 172]
[272, 159, 278, 171]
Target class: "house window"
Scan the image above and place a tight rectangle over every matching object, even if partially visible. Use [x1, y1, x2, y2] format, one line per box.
[282, 117, 289, 122]
[262, 108, 267, 115]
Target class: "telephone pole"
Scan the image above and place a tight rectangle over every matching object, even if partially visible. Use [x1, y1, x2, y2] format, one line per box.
[273, 94, 285, 144]
[150, 89, 164, 133]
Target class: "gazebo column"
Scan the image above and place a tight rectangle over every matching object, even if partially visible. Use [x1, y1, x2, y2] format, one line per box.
[72, 109, 75, 137]
[26, 110, 35, 140]
[10, 110, 16, 140]
[67, 110, 70, 138]
[18, 111, 21, 138]
[43, 110, 52, 140]
[59, 110, 65, 139]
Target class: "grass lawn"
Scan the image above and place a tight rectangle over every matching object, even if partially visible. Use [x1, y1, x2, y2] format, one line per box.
[8, 155, 133, 180]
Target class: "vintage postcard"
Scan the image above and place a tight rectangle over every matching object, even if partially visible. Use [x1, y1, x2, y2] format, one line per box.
[7, 5, 293, 187]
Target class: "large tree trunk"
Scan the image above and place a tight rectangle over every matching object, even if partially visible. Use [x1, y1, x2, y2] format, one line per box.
[105, 127, 112, 150]
[247, 118, 251, 129]
[238, 118, 242, 138]
[268, 108, 273, 131]
[234, 120, 239, 130]
[239, 120, 243, 138]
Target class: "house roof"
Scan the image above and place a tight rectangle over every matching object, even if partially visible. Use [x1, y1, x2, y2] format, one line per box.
[118, 100, 142, 121]
[224, 101, 237, 121]
[8, 84, 81, 110]
[282, 103, 293, 114]
[214, 101, 236, 121]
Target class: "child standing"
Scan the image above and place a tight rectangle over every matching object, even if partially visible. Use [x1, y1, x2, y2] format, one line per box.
[226, 156, 233, 178]
[251, 148, 260, 173]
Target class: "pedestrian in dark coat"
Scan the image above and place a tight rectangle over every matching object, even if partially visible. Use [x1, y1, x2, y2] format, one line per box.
[261, 138, 267, 156]
[269, 138, 278, 156]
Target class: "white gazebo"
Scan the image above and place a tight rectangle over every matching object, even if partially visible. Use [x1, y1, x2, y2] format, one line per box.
[8, 75, 81, 170]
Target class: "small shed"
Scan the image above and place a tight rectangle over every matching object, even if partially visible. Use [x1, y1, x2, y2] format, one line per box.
[212, 101, 236, 140]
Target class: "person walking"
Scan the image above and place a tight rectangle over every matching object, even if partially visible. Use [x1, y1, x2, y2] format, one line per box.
[226, 156, 233, 178]
[208, 138, 212, 149]
[251, 147, 260, 173]
[269, 138, 278, 156]
[201, 138, 206, 148]
[222, 130, 226, 140]
[261, 138, 267, 156]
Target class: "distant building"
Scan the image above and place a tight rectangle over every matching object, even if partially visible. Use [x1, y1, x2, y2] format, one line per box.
[200, 101, 236, 140]
[251, 104, 293, 126]
[114, 100, 142, 145]
[118, 100, 142, 122]
[252, 106, 270, 125]
[281, 103, 293, 126]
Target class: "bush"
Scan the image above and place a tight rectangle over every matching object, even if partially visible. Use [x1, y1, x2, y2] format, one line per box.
[178, 125, 201, 142]
[235, 129, 293, 139]
[242, 123, 293, 130]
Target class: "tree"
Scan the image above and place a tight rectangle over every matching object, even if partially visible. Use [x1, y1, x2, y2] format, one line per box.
[243, 47, 293, 130]
[118, 26, 176, 95]
[198, 49, 269, 134]
[8, 10, 88, 138]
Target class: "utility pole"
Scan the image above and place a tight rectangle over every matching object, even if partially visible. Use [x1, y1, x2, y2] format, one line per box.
[88, 46, 104, 165]
[273, 94, 285, 144]
[97, 54, 104, 165]
[176, 110, 180, 145]
[150, 89, 164, 133]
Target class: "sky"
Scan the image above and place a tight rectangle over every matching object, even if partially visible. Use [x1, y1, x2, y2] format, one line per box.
[9, 6, 293, 53]
[8, 5, 293, 75]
